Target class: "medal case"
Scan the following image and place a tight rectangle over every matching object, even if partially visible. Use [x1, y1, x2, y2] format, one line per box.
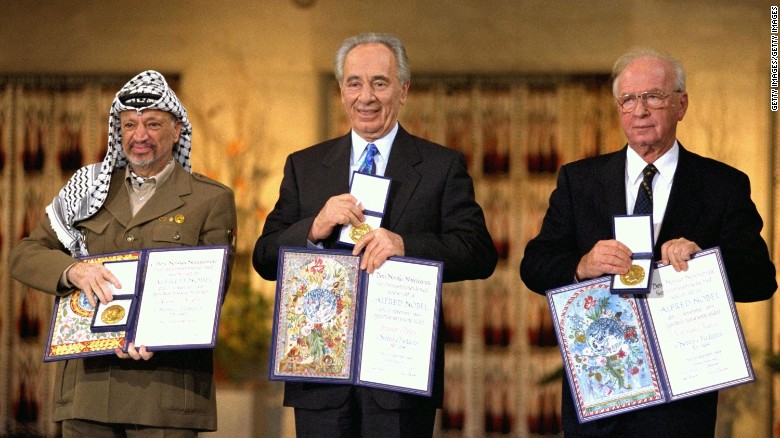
[611, 214, 654, 294]
[337, 171, 392, 247]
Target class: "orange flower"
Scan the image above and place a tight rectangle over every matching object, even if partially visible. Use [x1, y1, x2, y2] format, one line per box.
[226, 139, 245, 157]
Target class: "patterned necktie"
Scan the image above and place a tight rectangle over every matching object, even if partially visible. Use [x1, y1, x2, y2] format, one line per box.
[633, 164, 658, 215]
[357, 143, 379, 175]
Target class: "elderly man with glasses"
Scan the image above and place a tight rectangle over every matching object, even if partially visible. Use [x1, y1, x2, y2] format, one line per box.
[520, 48, 776, 437]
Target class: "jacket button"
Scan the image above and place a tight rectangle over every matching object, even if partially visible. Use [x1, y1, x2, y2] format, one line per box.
[126, 235, 135, 243]
[174, 232, 181, 241]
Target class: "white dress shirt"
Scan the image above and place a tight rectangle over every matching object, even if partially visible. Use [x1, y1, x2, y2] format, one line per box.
[625, 142, 679, 243]
[349, 123, 398, 182]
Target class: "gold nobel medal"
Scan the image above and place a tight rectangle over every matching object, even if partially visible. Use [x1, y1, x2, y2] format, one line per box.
[620, 264, 645, 286]
[350, 223, 372, 243]
[101, 305, 125, 325]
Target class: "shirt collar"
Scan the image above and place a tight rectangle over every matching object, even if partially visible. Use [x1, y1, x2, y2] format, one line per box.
[350, 123, 398, 165]
[626, 141, 679, 184]
[125, 159, 176, 189]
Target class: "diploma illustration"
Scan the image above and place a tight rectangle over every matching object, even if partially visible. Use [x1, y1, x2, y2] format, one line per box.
[274, 251, 360, 379]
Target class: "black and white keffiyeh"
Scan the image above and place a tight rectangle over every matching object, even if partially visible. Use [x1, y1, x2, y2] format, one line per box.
[45, 70, 192, 257]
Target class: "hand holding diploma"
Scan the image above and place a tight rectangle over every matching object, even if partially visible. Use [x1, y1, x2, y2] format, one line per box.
[660, 237, 701, 272]
[353, 228, 405, 274]
[115, 342, 154, 361]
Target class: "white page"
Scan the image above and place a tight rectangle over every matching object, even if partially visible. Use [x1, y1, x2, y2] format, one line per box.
[358, 259, 440, 393]
[351, 172, 391, 213]
[645, 251, 751, 396]
[132, 248, 225, 348]
[614, 215, 653, 253]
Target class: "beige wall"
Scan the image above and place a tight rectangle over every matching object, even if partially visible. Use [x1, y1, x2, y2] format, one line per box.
[1, 0, 773, 216]
[2, 0, 776, 435]
[2, 0, 774, 186]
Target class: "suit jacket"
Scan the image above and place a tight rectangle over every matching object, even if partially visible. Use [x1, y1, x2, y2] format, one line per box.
[10, 164, 237, 431]
[520, 144, 776, 436]
[253, 126, 497, 410]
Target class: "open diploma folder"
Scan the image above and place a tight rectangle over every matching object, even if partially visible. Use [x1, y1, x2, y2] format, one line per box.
[546, 247, 753, 423]
[44, 246, 229, 362]
[269, 247, 443, 396]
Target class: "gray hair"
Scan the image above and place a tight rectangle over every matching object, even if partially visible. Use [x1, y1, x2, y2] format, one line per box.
[334, 33, 410, 85]
[611, 47, 686, 97]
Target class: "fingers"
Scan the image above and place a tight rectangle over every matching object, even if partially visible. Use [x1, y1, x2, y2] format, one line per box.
[116, 343, 154, 361]
[353, 228, 405, 273]
[310, 194, 365, 242]
[660, 238, 701, 271]
[84, 290, 98, 309]
[68, 262, 122, 306]
[576, 240, 633, 280]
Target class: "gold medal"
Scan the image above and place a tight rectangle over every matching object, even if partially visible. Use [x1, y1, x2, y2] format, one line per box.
[101, 304, 126, 324]
[175, 214, 185, 224]
[620, 264, 645, 286]
[349, 223, 372, 243]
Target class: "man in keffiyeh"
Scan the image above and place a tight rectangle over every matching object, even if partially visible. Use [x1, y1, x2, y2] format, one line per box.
[10, 70, 237, 436]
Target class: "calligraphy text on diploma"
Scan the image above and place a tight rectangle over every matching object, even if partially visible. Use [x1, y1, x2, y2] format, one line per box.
[133, 249, 224, 348]
[647, 254, 749, 395]
[358, 260, 439, 392]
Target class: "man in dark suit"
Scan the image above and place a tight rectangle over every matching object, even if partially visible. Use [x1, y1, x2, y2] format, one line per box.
[520, 48, 776, 437]
[254, 32, 497, 437]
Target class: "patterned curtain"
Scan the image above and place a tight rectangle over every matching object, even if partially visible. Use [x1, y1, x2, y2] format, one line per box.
[0, 74, 150, 436]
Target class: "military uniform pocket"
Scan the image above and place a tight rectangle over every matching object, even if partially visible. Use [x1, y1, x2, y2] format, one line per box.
[77, 216, 111, 255]
[153, 223, 199, 247]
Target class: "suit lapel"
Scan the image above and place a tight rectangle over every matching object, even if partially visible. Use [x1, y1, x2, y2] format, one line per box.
[383, 126, 422, 230]
[322, 135, 352, 196]
[596, 148, 629, 217]
[655, 145, 703, 253]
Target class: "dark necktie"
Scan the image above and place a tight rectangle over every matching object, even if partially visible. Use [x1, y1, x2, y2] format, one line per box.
[358, 143, 379, 175]
[633, 164, 657, 215]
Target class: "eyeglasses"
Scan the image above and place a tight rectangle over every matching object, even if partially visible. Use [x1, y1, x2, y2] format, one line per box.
[616, 90, 680, 113]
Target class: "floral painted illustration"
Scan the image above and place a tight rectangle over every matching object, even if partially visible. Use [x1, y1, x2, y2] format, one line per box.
[554, 282, 663, 418]
[47, 252, 138, 360]
[273, 252, 360, 380]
